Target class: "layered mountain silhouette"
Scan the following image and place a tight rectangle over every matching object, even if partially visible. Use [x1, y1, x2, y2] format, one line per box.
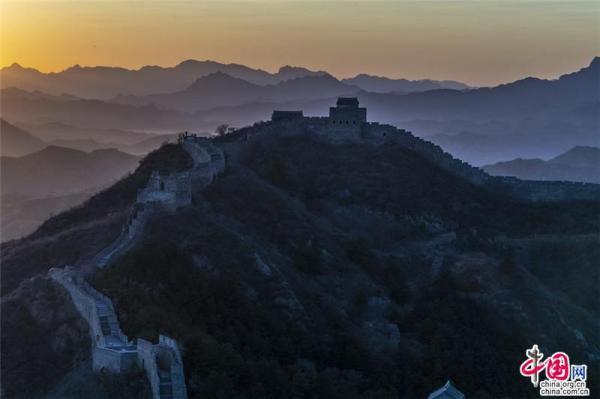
[14, 121, 178, 155]
[1, 87, 204, 130]
[483, 146, 600, 183]
[342, 74, 470, 93]
[1, 146, 140, 240]
[0, 119, 46, 157]
[113, 73, 358, 112]
[17, 121, 152, 145]
[2, 146, 139, 198]
[2, 57, 598, 165]
[1, 60, 459, 99]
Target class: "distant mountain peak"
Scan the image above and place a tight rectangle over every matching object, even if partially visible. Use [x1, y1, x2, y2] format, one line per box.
[177, 59, 217, 69]
[274, 73, 343, 87]
[342, 74, 470, 92]
[275, 65, 327, 82]
[549, 146, 600, 165]
[277, 65, 324, 74]
[278, 65, 307, 73]
[588, 56, 600, 69]
[2, 63, 41, 74]
[186, 71, 258, 91]
[8, 62, 24, 70]
[192, 71, 244, 82]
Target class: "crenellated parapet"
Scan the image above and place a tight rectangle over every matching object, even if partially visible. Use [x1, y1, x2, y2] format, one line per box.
[137, 170, 192, 211]
[50, 266, 188, 398]
[51, 135, 227, 397]
[49, 267, 137, 372]
[138, 335, 188, 399]
[94, 136, 226, 269]
[136, 136, 225, 212]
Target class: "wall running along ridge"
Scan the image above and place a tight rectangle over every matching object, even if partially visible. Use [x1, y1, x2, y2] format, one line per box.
[50, 136, 225, 398]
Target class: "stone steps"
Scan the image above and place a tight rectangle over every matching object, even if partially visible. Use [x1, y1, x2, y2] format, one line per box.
[159, 370, 173, 399]
[97, 302, 123, 339]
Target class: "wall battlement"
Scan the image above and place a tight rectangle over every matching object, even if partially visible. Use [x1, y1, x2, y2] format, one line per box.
[51, 135, 226, 396]
[94, 136, 225, 269]
[50, 266, 188, 399]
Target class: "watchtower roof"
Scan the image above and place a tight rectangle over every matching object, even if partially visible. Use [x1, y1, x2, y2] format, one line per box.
[427, 380, 465, 399]
[336, 97, 360, 108]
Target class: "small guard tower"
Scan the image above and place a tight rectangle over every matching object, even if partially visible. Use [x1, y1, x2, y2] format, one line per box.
[427, 380, 465, 399]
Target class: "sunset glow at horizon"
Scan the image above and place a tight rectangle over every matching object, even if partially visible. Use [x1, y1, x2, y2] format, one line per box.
[2, 0, 599, 86]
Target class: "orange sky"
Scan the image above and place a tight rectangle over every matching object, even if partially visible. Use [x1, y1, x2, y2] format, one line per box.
[1, 0, 599, 86]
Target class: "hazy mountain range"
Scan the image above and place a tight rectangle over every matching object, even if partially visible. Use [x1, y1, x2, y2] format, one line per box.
[112, 72, 359, 112]
[0, 118, 179, 240]
[1, 118, 177, 157]
[2, 146, 140, 198]
[1, 144, 140, 241]
[1, 87, 200, 131]
[2, 57, 598, 165]
[341, 74, 469, 93]
[1, 119, 46, 157]
[1, 60, 468, 99]
[483, 146, 600, 183]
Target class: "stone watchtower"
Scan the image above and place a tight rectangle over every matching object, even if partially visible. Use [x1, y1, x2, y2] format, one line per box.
[328, 97, 367, 139]
[329, 97, 366, 125]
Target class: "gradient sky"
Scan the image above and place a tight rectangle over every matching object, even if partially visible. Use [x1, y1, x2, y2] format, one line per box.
[1, 0, 599, 86]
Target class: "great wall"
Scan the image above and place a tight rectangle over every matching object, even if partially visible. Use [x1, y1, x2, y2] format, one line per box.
[49, 135, 225, 399]
[46, 97, 596, 398]
[93, 135, 224, 269]
[253, 98, 600, 202]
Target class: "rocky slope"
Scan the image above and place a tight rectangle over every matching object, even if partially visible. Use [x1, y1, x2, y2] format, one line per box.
[1, 123, 599, 398]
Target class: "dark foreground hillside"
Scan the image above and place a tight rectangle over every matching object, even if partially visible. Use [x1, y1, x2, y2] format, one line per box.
[1, 128, 599, 398]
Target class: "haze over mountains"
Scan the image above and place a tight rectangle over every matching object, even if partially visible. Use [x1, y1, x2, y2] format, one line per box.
[1, 56, 598, 240]
[1, 119, 46, 157]
[1, 60, 468, 99]
[341, 74, 469, 93]
[2, 57, 598, 165]
[2, 146, 140, 198]
[0, 118, 178, 240]
[483, 146, 600, 184]
[113, 72, 358, 112]
[1, 144, 140, 241]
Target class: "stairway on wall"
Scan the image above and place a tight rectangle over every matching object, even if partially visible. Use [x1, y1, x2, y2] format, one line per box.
[95, 138, 225, 270]
[49, 267, 130, 351]
[158, 370, 173, 399]
[96, 302, 124, 346]
[51, 267, 187, 398]
[94, 203, 152, 268]
[50, 138, 224, 398]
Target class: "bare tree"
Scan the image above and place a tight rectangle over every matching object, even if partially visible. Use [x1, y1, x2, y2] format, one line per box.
[215, 124, 229, 136]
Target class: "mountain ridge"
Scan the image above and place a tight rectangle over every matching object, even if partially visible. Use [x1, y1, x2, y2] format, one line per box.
[2, 57, 599, 165]
[1, 145, 140, 198]
[113, 73, 359, 112]
[483, 146, 600, 183]
[1, 58, 467, 99]
[2, 123, 599, 398]
[342, 73, 470, 93]
[0, 118, 46, 157]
